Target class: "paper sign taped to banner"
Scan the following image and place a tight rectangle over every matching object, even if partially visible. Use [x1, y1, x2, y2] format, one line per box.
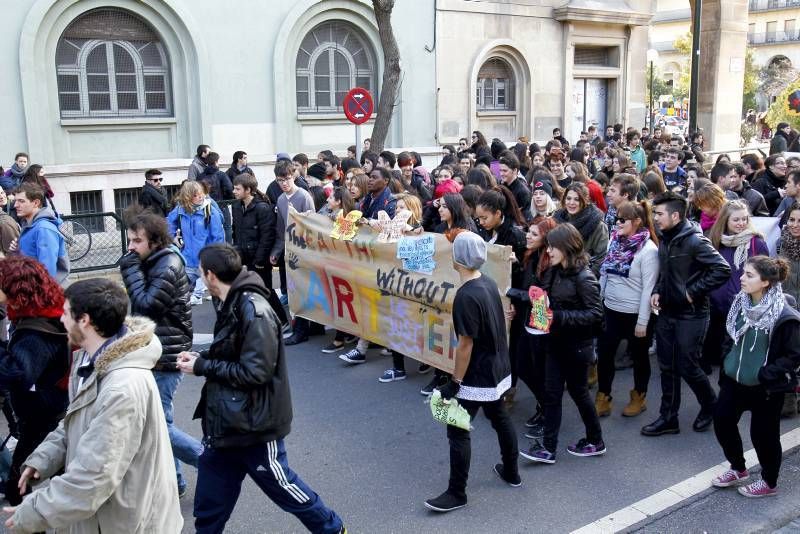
[285, 212, 511, 373]
[397, 234, 436, 274]
[330, 210, 363, 241]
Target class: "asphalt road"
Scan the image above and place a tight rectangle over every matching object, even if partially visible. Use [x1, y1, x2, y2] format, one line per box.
[171, 301, 800, 534]
[1, 298, 797, 534]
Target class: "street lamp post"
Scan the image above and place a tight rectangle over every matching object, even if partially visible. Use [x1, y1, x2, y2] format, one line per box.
[647, 49, 659, 131]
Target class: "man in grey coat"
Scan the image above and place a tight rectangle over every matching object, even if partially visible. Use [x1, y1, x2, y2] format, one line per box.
[3, 279, 182, 534]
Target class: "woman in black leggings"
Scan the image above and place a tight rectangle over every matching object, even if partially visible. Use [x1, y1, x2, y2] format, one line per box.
[711, 255, 800, 498]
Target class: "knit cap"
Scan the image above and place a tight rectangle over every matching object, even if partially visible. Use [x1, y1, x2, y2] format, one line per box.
[452, 231, 487, 270]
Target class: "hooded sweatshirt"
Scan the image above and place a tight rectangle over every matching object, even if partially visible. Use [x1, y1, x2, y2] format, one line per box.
[18, 207, 69, 283]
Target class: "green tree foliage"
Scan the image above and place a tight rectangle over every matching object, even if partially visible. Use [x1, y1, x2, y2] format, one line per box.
[765, 78, 800, 130]
[742, 48, 758, 114]
[672, 33, 691, 99]
[645, 63, 673, 105]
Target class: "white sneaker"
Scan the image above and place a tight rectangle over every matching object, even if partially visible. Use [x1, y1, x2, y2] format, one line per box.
[189, 295, 203, 306]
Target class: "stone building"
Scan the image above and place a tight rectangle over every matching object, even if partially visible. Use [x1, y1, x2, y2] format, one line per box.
[650, 0, 800, 109]
[0, 0, 651, 216]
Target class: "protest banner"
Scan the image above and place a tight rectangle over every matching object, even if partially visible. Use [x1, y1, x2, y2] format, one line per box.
[752, 216, 780, 257]
[285, 210, 512, 373]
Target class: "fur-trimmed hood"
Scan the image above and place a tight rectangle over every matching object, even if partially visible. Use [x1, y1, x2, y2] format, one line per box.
[94, 316, 161, 376]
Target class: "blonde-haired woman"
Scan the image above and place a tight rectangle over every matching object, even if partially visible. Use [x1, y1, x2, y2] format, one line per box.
[167, 180, 225, 304]
[702, 200, 768, 372]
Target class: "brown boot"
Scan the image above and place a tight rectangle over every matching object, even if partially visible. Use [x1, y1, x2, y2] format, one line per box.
[587, 363, 598, 389]
[595, 392, 612, 417]
[622, 390, 647, 417]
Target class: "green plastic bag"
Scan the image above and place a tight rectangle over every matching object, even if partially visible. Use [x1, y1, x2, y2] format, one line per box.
[429, 390, 472, 431]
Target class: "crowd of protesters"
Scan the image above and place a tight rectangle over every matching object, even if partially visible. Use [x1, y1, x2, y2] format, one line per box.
[0, 124, 797, 530]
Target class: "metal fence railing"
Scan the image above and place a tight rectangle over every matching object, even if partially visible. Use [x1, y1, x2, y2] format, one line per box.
[61, 200, 236, 273]
[61, 211, 127, 273]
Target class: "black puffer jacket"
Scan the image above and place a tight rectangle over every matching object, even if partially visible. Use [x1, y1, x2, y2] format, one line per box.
[540, 262, 603, 344]
[119, 246, 192, 371]
[193, 269, 292, 448]
[231, 197, 275, 267]
[653, 219, 730, 319]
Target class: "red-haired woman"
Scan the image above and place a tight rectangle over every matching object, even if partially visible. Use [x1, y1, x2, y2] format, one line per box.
[0, 257, 69, 504]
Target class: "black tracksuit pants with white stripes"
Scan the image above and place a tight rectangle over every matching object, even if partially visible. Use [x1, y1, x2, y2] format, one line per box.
[195, 439, 343, 533]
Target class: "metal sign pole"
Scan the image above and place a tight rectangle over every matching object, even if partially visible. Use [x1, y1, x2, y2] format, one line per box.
[355, 124, 362, 163]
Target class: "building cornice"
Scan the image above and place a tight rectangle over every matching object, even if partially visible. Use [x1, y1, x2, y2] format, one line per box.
[554, 0, 652, 26]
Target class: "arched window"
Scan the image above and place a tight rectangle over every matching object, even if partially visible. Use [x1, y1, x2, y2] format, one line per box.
[477, 58, 515, 111]
[296, 21, 377, 113]
[56, 8, 172, 118]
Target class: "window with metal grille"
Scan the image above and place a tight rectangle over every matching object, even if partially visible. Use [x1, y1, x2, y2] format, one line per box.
[69, 191, 104, 232]
[114, 185, 178, 229]
[56, 8, 172, 118]
[574, 47, 611, 67]
[477, 58, 515, 111]
[295, 21, 377, 113]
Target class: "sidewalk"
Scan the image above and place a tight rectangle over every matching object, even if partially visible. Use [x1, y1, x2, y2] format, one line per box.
[632, 445, 800, 533]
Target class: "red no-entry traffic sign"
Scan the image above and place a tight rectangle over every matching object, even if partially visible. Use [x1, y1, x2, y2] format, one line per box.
[343, 87, 374, 125]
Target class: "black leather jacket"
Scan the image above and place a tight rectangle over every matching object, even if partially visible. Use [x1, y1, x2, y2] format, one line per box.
[540, 262, 603, 344]
[654, 220, 730, 318]
[477, 217, 527, 288]
[231, 197, 275, 267]
[193, 269, 292, 448]
[120, 246, 192, 370]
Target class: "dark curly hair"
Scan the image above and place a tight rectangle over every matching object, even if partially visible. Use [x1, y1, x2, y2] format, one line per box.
[0, 257, 64, 319]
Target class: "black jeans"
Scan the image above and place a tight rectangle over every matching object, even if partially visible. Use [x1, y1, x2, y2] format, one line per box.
[6, 416, 61, 505]
[597, 307, 654, 395]
[701, 307, 729, 369]
[252, 265, 288, 325]
[656, 314, 717, 420]
[542, 341, 603, 451]
[516, 332, 546, 408]
[447, 398, 518, 499]
[509, 312, 524, 387]
[713, 375, 784, 488]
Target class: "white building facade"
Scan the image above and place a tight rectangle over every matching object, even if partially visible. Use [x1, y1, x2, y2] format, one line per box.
[1, 0, 651, 215]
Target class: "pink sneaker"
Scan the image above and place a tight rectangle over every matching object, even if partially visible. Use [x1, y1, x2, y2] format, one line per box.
[737, 479, 777, 498]
[712, 468, 750, 488]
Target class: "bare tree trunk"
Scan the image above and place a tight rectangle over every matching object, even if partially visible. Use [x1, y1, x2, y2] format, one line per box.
[371, 0, 402, 153]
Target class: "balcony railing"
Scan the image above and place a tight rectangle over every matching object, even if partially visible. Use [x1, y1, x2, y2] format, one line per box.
[749, 0, 800, 11]
[748, 31, 800, 45]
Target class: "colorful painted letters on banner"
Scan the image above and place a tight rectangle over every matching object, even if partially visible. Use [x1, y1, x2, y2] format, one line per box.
[285, 210, 512, 373]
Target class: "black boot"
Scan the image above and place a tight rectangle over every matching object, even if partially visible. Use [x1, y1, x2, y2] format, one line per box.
[641, 416, 680, 436]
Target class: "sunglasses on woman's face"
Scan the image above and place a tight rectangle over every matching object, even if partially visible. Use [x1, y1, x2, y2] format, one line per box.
[615, 217, 628, 224]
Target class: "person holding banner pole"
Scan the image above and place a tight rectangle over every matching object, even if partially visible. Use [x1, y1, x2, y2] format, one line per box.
[340, 168, 397, 364]
[378, 193, 429, 382]
[424, 231, 519, 513]
[270, 161, 315, 346]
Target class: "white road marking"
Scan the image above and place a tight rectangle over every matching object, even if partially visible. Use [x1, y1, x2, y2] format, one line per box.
[571, 427, 800, 534]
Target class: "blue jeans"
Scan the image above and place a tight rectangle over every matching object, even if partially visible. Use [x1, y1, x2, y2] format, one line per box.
[186, 267, 206, 299]
[194, 440, 343, 534]
[153, 370, 203, 492]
